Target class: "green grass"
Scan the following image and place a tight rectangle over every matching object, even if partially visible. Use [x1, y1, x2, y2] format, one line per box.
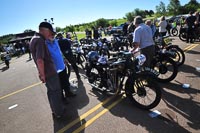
[76, 33, 86, 40]
[115, 18, 127, 25]
[74, 32, 107, 40]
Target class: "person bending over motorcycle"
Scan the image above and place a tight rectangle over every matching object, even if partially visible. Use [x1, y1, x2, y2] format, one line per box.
[131, 16, 155, 67]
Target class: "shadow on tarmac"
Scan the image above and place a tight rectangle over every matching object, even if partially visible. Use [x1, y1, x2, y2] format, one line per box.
[53, 79, 89, 133]
[161, 81, 200, 131]
[185, 50, 200, 55]
[88, 71, 200, 132]
[179, 64, 200, 77]
[90, 87, 191, 133]
[0, 66, 9, 72]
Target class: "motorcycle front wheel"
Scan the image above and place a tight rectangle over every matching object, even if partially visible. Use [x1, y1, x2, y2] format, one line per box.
[125, 73, 162, 110]
[179, 32, 187, 42]
[171, 28, 178, 36]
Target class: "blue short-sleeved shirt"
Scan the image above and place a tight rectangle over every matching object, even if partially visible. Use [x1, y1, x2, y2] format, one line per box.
[46, 39, 65, 73]
[132, 23, 154, 49]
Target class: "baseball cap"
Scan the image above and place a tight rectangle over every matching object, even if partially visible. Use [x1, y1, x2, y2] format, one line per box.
[39, 22, 55, 33]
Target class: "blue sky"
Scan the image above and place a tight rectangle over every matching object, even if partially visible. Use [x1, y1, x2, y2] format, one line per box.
[0, 0, 198, 36]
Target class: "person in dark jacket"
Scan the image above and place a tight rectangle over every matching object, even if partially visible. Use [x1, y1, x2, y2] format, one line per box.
[185, 11, 197, 43]
[92, 27, 99, 39]
[56, 33, 80, 79]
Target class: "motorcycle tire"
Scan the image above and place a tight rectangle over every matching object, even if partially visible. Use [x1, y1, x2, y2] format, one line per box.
[179, 32, 187, 42]
[151, 57, 178, 83]
[171, 28, 178, 36]
[78, 55, 86, 69]
[66, 62, 71, 78]
[166, 46, 185, 66]
[125, 73, 162, 110]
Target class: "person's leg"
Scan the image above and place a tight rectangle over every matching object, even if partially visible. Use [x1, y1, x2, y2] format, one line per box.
[28, 50, 32, 59]
[141, 45, 155, 67]
[58, 70, 67, 100]
[186, 28, 190, 43]
[190, 28, 194, 43]
[59, 68, 76, 97]
[162, 32, 167, 37]
[5, 60, 9, 68]
[45, 74, 65, 116]
[65, 53, 80, 79]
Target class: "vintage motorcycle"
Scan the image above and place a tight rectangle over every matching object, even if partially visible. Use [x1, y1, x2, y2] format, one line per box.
[85, 51, 162, 110]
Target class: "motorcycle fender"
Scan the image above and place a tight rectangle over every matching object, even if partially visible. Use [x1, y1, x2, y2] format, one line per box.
[142, 67, 159, 77]
[125, 76, 136, 94]
[167, 45, 179, 49]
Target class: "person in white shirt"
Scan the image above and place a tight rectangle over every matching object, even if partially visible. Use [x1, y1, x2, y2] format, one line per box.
[131, 16, 155, 67]
[158, 16, 167, 36]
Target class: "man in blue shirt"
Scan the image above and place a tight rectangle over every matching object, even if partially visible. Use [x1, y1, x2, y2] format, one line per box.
[56, 33, 80, 79]
[45, 29, 76, 101]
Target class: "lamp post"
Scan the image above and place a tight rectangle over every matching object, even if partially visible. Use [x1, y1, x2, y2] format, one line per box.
[44, 18, 54, 25]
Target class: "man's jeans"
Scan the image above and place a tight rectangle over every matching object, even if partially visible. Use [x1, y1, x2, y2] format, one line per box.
[45, 74, 64, 116]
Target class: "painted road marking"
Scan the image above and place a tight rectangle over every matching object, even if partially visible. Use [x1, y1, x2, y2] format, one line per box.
[8, 104, 18, 110]
[72, 95, 125, 133]
[57, 95, 117, 133]
[183, 44, 197, 51]
[0, 78, 77, 101]
[0, 82, 42, 100]
[184, 44, 199, 52]
[183, 44, 196, 51]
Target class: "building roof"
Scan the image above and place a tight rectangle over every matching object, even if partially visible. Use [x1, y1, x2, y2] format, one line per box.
[9, 31, 36, 43]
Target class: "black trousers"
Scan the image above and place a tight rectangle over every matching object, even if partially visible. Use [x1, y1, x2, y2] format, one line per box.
[160, 32, 167, 37]
[58, 67, 70, 98]
[140, 45, 155, 67]
[64, 52, 79, 76]
[186, 27, 195, 43]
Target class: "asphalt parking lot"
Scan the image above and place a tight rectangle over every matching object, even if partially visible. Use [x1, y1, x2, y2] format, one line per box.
[0, 36, 200, 133]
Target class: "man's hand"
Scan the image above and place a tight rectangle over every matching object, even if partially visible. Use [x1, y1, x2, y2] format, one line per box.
[130, 42, 139, 53]
[36, 59, 46, 83]
[64, 58, 69, 65]
[39, 73, 46, 83]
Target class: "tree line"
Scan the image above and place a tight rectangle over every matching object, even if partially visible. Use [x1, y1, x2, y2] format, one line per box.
[61, 0, 200, 33]
[156, 0, 200, 17]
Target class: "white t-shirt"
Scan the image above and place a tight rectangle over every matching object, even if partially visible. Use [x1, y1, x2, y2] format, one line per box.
[132, 23, 154, 49]
[158, 20, 167, 32]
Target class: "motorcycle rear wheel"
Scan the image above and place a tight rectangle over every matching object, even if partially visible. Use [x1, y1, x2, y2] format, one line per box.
[167, 46, 185, 66]
[151, 57, 178, 83]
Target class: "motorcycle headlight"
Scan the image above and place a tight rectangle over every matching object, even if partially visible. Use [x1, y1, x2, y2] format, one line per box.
[135, 54, 146, 66]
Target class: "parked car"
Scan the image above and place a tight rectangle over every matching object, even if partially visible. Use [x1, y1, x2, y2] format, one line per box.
[110, 24, 124, 34]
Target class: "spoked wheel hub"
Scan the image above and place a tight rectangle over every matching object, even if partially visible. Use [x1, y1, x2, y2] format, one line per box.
[137, 87, 146, 97]
[159, 64, 168, 74]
